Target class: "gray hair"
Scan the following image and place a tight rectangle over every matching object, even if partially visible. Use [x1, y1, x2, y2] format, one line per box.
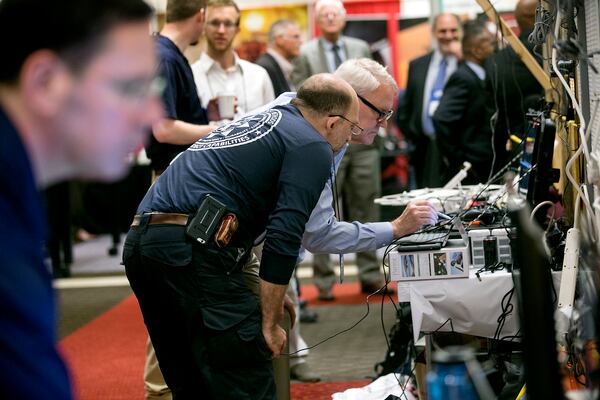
[315, 0, 346, 17]
[334, 58, 398, 96]
[268, 19, 297, 44]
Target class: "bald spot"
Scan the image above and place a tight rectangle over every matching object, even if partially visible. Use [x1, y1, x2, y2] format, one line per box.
[295, 72, 358, 117]
[303, 73, 355, 102]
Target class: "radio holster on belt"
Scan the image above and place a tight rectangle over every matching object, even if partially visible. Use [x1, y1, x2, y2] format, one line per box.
[185, 195, 238, 247]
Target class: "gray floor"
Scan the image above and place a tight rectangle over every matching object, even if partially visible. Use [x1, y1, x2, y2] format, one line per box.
[56, 235, 398, 383]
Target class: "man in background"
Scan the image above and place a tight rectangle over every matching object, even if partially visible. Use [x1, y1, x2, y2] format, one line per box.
[257, 17, 320, 346]
[146, 0, 217, 177]
[396, 13, 462, 189]
[256, 19, 302, 96]
[291, 0, 371, 85]
[0, 0, 161, 398]
[487, 0, 543, 173]
[191, 0, 274, 117]
[433, 19, 496, 184]
[144, 1, 224, 397]
[292, 0, 386, 300]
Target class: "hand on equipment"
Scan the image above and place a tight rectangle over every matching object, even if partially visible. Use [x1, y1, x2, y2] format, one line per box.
[391, 200, 438, 238]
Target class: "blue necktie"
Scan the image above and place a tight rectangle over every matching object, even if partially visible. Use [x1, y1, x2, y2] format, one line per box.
[423, 58, 448, 137]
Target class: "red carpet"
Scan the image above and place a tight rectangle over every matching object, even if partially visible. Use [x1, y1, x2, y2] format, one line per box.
[291, 380, 371, 399]
[60, 296, 146, 400]
[60, 287, 377, 399]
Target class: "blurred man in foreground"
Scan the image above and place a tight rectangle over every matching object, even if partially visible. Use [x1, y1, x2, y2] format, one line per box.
[0, 0, 161, 398]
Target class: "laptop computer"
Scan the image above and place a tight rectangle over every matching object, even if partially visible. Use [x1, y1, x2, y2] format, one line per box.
[395, 218, 468, 252]
[395, 223, 451, 251]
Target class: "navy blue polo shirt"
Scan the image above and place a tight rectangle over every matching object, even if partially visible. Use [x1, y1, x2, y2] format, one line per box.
[0, 108, 72, 399]
[138, 104, 333, 284]
[145, 34, 209, 172]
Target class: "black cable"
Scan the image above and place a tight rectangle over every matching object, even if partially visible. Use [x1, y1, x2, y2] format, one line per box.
[493, 286, 515, 342]
[282, 289, 379, 356]
[423, 317, 456, 336]
[499, 327, 522, 342]
[283, 273, 403, 356]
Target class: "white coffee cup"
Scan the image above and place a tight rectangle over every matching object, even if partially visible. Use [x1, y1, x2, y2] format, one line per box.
[217, 93, 235, 120]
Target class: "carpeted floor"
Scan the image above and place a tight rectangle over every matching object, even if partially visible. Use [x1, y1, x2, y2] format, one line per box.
[61, 296, 145, 400]
[59, 282, 397, 399]
[301, 281, 397, 307]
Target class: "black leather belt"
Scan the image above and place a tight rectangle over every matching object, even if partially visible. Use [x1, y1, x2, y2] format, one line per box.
[130, 213, 188, 227]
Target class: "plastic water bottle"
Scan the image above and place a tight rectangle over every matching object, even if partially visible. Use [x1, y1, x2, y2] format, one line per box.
[426, 346, 479, 400]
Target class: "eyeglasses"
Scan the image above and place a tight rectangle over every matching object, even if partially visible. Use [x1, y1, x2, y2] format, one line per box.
[110, 76, 165, 101]
[357, 94, 394, 123]
[319, 11, 343, 19]
[329, 114, 364, 136]
[207, 20, 238, 29]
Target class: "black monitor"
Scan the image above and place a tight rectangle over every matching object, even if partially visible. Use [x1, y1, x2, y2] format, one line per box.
[510, 203, 564, 399]
[518, 112, 560, 226]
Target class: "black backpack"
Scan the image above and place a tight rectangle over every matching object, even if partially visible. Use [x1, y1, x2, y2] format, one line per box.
[374, 302, 414, 377]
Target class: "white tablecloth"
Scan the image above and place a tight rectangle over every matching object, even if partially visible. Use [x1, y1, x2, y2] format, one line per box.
[397, 270, 562, 341]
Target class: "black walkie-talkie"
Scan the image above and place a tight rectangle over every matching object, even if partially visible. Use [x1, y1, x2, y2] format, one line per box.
[185, 195, 226, 244]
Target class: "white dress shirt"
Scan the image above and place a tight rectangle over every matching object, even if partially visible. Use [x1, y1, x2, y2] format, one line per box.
[191, 52, 275, 117]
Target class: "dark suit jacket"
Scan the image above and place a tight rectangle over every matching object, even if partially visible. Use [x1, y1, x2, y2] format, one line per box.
[256, 52, 291, 97]
[395, 52, 444, 188]
[433, 62, 494, 184]
[486, 31, 544, 172]
[396, 53, 432, 144]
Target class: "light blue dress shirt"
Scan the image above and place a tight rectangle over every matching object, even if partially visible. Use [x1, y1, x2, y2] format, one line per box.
[298, 145, 394, 261]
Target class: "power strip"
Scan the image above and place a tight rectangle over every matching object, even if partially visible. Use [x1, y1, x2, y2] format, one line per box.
[557, 228, 580, 309]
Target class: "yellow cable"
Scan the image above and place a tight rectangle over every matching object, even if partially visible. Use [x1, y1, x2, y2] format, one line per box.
[516, 384, 526, 399]
[510, 134, 535, 144]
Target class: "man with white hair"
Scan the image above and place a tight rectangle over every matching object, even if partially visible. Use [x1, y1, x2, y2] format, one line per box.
[291, 0, 370, 85]
[239, 58, 437, 383]
[286, 58, 437, 381]
[292, 0, 388, 301]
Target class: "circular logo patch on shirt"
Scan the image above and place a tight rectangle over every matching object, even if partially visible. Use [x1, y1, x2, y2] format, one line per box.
[189, 109, 282, 151]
